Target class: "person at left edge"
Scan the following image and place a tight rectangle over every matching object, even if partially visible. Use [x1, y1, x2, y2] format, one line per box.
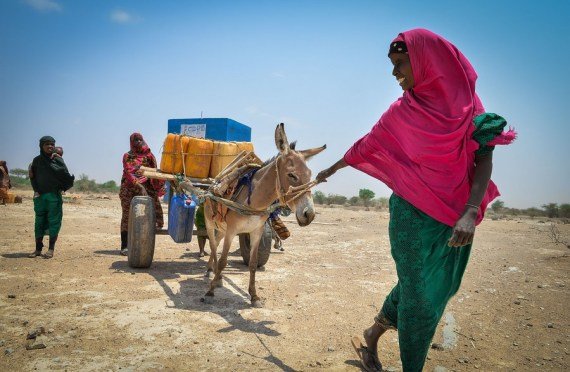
[0, 160, 12, 205]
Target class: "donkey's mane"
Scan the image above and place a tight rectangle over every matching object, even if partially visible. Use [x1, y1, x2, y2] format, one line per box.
[262, 154, 279, 167]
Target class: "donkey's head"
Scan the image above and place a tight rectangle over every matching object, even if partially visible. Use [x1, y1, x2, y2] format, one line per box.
[274, 123, 326, 226]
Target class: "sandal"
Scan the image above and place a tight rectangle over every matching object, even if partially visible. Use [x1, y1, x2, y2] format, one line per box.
[28, 251, 42, 258]
[44, 250, 54, 259]
[351, 336, 382, 372]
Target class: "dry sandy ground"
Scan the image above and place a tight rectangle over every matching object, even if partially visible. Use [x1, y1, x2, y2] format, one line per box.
[0, 190, 568, 371]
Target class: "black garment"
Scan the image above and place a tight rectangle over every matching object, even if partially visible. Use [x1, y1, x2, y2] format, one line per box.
[48, 236, 58, 251]
[120, 231, 128, 249]
[30, 154, 74, 194]
[35, 237, 44, 252]
[34, 235, 58, 253]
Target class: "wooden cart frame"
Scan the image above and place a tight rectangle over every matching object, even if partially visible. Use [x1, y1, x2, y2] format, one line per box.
[127, 166, 275, 269]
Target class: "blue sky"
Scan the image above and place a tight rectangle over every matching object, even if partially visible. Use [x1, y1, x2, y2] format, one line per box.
[1, 0, 568, 208]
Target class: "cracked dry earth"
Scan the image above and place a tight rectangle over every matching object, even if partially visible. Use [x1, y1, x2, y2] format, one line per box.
[0, 190, 568, 371]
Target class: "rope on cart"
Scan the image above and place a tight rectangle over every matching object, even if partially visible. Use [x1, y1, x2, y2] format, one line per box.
[177, 175, 323, 217]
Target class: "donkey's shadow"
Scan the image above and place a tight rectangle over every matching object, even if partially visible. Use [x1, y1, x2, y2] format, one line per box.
[110, 255, 279, 337]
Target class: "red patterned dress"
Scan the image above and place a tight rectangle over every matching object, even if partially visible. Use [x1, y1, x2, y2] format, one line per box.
[119, 133, 165, 235]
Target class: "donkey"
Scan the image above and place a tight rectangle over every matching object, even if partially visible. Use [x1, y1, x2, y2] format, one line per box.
[203, 123, 326, 307]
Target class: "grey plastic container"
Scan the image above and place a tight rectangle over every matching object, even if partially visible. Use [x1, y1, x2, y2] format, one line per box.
[127, 196, 156, 268]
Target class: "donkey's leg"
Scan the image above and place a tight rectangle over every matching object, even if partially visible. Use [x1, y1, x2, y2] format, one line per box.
[246, 228, 264, 308]
[205, 223, 222, 279]
[209, 231, 236, 290]
[202, 228, 222, 303]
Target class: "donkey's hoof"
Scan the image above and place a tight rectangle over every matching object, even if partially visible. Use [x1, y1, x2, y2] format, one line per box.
[251, 299, 263, 308]
[201, 293, 214, 304]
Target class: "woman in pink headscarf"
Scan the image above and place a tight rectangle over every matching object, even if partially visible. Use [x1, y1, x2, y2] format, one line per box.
[119, 133, 165, 256]
[317, 29, 515, 372]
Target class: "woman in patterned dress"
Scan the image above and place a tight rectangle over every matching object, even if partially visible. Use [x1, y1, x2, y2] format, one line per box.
[119, 133, 165, 255]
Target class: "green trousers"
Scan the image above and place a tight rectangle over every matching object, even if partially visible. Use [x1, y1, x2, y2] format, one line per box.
[34, 192, 63, 238]
[379, 194, 471, 372]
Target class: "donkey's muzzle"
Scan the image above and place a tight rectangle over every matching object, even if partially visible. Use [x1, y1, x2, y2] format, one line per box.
[296, 206, 315, 227]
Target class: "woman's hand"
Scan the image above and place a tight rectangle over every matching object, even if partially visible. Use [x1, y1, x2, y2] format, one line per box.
[448, 207, 478, 247]
[316, 158, 348, 182]
[316, 167, 336, 182]
[136, 182, 148, 195]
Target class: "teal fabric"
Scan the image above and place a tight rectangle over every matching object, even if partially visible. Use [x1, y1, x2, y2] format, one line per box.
[34, 192, 63, 238]
[379, 194, 471, 372]
[195, 204, 206, 229]
[472, 113, 507, 157]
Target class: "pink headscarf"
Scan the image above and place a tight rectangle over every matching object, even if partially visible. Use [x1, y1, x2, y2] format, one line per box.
[344, 28, 500, 227]
[123, 133, 165, 196]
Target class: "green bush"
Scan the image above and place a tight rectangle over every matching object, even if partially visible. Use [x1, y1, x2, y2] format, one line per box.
[71, 174, 119, 193]
[359, 188, 375, 207]
[8, 168, 118, 193]
[8, 168, 32, 189]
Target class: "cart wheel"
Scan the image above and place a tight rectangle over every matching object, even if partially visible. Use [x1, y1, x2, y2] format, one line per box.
[127, 196, 156, 268]
[239, 221, 272, 267]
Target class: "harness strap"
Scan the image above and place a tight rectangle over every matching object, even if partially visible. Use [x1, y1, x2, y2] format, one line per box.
[178, 156, 323, 217]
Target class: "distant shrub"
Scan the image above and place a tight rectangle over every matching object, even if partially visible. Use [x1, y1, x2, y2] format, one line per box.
[560, 204, 570, 219]
[8, 168, 32, 189]
[71, 174, 118, 193]
[358, 188, 375, 207]
[327, 194, 347, 206]
[313, 190, 325, 205]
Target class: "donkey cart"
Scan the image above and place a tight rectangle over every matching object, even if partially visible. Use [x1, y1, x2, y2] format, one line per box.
[127, 123, 325, 308]
[125, 154, 276, 269]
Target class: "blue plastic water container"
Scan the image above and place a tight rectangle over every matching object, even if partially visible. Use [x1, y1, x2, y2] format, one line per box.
[167, 118, 251, 141]
[168, 194, 196, 243]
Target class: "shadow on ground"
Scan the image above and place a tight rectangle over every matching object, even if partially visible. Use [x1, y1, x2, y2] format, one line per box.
[110, 252, 293, 370]
[1, 252, 33, 259]
[94, 249, 122, 256]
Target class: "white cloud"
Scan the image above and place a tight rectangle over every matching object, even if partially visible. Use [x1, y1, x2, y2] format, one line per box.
[23, 0, 62, 12]
[110, 9, 141, 24]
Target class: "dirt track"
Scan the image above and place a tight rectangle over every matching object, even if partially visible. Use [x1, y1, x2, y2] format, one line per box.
[0, 191, 568, 371]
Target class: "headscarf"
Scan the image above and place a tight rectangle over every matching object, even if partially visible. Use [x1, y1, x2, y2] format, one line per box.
[344, 28, 502, 226]
[122, 133, 165, 195]
[129, 132, 150, 156]
[39, 136, 56, 156]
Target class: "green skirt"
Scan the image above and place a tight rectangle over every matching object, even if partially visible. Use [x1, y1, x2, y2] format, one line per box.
[379, 194, 471, 372]
[34, 192, 63, 238]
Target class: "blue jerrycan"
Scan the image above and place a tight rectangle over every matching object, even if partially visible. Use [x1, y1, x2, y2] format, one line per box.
[168, 194, 196, 243]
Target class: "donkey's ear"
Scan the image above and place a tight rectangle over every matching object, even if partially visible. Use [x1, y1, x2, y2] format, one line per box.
[299, 144, 327, 161]
[275, 123, 290, 154]
[289, 141, 297, 150]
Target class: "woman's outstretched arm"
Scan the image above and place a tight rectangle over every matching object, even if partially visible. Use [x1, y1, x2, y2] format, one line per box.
[316, 158, 348, 182]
